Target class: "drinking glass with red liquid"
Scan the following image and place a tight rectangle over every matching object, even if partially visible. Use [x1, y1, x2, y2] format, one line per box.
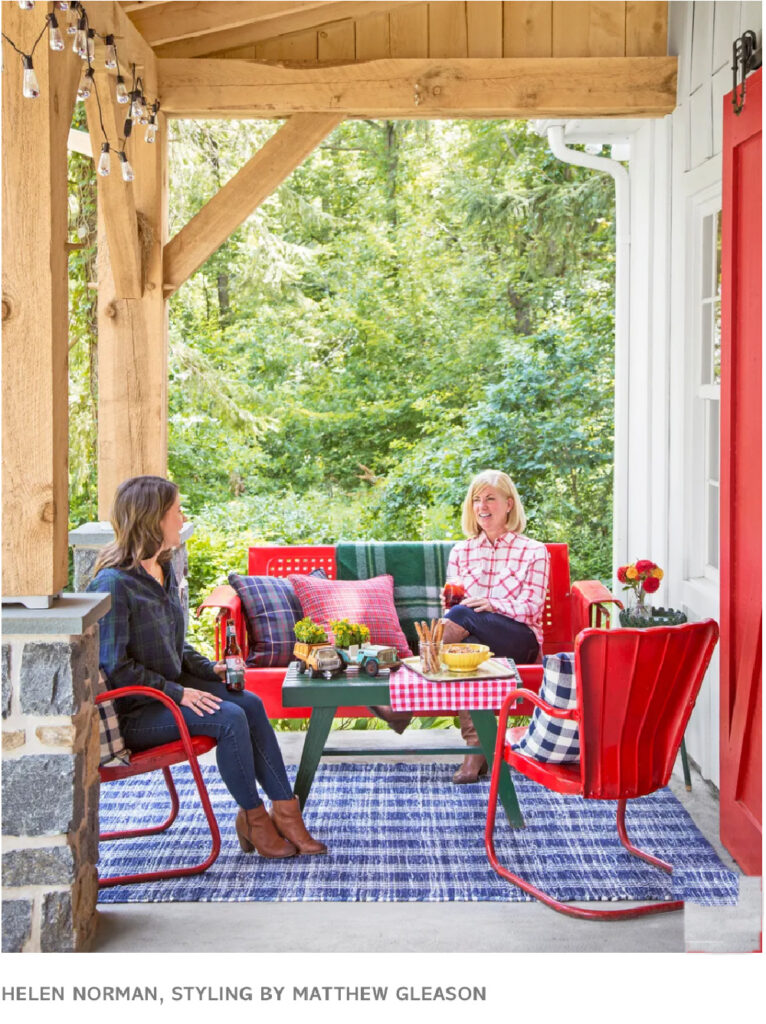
[443, 578, 467, 609]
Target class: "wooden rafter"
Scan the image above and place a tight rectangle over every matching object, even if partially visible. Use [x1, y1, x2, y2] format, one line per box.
[158, 55, 678, 119]
[129, 3, 331, 47]
[152, 2, 415, 58]
[163, 113, 342, 295]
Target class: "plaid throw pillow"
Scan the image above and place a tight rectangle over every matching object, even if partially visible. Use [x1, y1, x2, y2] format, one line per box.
[229, 569, 327, 668]
[511, 652, 580, 763]
[96, 670, 131, 767]
[289, 573, 413, 658]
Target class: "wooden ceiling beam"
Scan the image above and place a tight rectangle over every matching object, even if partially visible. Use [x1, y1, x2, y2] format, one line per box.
[120, 2, 169, 12]
[84, 78, 143, 298]
[129, 2, 328, 48]
[163, 113, 342, 295]
[88, 1, 157, 73]
[154, 2, 415, 58]
[158, 55, 678, 119]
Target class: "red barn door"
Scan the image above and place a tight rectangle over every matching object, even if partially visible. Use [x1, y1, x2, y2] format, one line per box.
[720, 68, 762, 875]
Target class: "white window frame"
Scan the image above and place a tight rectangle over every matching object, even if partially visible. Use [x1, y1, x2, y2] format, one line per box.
[684, 181, 722, 589]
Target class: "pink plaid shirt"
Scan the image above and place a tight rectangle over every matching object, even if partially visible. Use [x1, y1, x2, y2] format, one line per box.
[447, 531, 550, 645]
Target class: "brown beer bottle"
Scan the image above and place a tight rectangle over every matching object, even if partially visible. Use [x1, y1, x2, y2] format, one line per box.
[224, 620, 245, 692]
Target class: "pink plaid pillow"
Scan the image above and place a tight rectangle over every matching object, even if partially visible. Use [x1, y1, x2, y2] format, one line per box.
[288, 574, 412, 658]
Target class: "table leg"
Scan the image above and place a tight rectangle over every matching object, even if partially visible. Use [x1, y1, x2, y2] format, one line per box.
[293, 706, 336, 810]
[680, 736, 692, 791]
[471, 710, 525, 829]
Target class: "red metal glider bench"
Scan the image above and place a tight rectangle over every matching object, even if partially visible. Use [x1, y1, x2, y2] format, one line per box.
[197, 543, 621, 720]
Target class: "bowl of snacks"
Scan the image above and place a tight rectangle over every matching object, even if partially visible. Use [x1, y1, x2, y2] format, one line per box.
[440, 643, 493, 671]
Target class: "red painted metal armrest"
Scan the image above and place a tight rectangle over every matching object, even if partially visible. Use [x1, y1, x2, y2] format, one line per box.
[195, 584, 246, 660]
[571, 579, 623, 635]
[95, 685, 199, 763]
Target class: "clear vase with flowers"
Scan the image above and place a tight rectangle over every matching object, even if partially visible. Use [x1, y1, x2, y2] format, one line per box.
[617, 559, 663, 625]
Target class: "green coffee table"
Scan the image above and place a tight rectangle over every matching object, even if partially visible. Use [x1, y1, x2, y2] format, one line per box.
[281, 661, 525, 828]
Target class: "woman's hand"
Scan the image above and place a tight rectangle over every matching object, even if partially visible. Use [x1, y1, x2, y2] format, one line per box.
[181, 688, 223, 717]
[213, 661, 226, 679]
[462, 595, 494, 614]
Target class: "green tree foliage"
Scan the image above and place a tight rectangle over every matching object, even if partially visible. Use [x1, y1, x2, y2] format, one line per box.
[69, 116, 616, 646]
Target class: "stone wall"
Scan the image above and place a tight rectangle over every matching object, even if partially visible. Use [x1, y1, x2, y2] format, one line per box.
[2, 627, 102, 952]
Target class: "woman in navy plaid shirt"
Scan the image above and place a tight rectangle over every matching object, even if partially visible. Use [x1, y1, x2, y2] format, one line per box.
[88, 476, 326, 859]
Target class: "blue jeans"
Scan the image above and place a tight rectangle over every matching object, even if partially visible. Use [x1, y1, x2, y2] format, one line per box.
[120, 673, 293, 811]
[445, 605, 539, 662]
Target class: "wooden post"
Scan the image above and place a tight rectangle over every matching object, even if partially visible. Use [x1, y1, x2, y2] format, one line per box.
[1, 3, 80, 601]
[86, 3, 169, 517]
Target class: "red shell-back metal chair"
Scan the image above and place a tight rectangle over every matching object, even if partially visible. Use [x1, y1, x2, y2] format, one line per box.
[97, 686, 221, 888]
[485, 620, 720, 920]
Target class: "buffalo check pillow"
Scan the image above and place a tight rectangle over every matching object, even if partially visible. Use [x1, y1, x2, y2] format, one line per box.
[288, 573, 413, 658]
[96, 670, 132, 767]
[511, 652, 580, 763]
[229, 569, 327, 668]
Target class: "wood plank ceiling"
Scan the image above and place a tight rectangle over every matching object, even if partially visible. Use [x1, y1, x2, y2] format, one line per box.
[119, 2, 669, 63]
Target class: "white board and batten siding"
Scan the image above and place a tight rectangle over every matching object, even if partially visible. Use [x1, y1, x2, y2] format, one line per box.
[624, 2, 761, 786]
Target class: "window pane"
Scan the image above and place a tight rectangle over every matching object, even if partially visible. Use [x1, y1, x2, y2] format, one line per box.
[708, 400, 720, 484]
[707, 482, 719, 569]
[713, 298, 721, 381]
[700, 303, 713, 384]
[701, 214, 714, 297]
[715, 211, 722, 299]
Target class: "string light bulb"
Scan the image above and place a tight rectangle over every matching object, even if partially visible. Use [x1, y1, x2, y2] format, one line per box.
[66, 4, 79, 34]
[130, 89, 143, 120]
[104, 33, 117, 69]
[137, 96, 149, 124]
[77, 65, 94, 101]
[97, 142, 111, 177]
[18, 2, 35, 10]
[86, 28, 95, 63]
[21, 55, 39, 98]
[115, 74, 129, 104]
[73, 16, 87, 58]
[145, 118, 157, 143]
[118, 151, 134, 182]
[48, 12, 65, 51]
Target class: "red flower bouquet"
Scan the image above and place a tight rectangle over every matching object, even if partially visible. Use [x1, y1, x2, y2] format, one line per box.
[616, 559, 664, 611]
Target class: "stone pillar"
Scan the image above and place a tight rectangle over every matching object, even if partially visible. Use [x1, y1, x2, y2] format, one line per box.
[1, 594, 110, 952]
[69, 521, 194, 629]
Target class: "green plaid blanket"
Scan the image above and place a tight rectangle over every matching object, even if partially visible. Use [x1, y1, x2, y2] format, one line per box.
[336, 541, 456, 652]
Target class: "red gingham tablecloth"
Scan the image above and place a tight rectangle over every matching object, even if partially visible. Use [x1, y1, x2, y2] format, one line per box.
[389, 659, 521, 712]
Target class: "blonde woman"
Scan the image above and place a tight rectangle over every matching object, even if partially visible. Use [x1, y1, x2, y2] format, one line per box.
[87, 476, 326, 858]
[374, 470, 550, 783]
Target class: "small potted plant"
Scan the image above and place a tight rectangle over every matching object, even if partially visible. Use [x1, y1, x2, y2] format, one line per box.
[329, 618, 370, 657]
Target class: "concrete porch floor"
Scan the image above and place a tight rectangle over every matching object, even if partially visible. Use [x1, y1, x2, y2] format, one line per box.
[92, 728, 762, 954]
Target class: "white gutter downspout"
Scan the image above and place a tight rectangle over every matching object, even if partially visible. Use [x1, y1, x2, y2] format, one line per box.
[544, 124, 630, 588]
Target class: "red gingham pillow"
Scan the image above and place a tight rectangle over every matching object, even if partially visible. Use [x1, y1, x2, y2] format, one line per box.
[288, 574, 413, 658]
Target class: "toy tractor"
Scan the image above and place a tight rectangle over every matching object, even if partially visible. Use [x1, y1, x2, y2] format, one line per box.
[293, 641, 343, 680]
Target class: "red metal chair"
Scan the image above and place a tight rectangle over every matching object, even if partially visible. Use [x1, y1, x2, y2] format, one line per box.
[485, 620, 720, 920]
[97, 686, 221, 888]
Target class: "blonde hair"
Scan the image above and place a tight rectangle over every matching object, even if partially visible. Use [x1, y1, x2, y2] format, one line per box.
[460, 470, 526, 538]
[94, 476, 179, 573]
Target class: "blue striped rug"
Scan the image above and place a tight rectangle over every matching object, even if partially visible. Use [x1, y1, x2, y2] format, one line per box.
[97, 762, 738, 905]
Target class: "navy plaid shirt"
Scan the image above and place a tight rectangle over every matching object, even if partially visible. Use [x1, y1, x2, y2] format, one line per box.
[87, 562, 219, 716]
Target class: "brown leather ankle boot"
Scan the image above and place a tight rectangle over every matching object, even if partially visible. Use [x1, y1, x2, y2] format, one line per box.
[452, 753, 489, 784]
[270, 797, 328, 855]
[236, 805, 297, 858]
[369, 706, 413, 734]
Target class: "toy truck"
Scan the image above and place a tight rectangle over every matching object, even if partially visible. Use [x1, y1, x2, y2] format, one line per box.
[335, 644, 400, 677]
[293, 641, 343, 680]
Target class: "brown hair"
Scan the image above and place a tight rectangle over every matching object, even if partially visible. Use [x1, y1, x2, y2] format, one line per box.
[94, 476, 179, 573]
[460, 469, 527, 538]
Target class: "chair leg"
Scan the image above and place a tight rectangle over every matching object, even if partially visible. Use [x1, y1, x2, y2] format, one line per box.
[99, 760, 222, 889]
[616, 798, 673, 874]
[484, 764, 682, 920]
[99, 766, 180, 842]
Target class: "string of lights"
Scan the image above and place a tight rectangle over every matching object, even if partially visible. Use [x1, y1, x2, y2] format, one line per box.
[2, 1, 161, 181]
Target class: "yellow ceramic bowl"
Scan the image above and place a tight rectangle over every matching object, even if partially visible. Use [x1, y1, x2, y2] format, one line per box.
[440, 643, 493, 671]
